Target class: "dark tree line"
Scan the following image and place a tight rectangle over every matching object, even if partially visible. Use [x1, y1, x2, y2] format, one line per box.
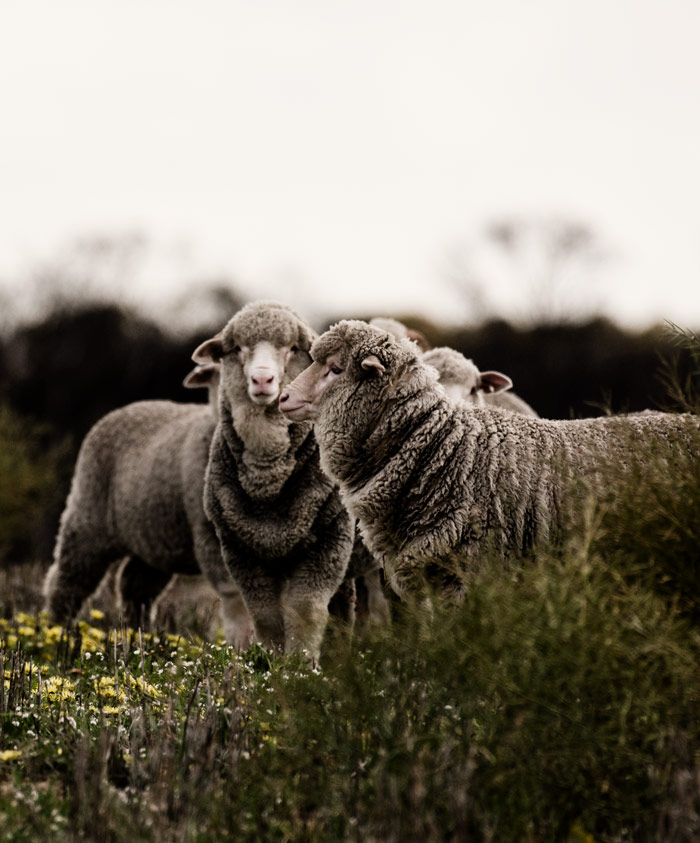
[0, 299, 695, 564]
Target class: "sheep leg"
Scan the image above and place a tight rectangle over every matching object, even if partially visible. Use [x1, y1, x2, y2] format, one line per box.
[115, 556, 172, 629]
[43, 539, 121, 625]
[328, 578, 356, 627]
[219, 588, 255, 649]
[281, 585, 333, 662]
[356, 568, 390, 629]
[193, 523, 255, 648]
[235, 576, 286, 653]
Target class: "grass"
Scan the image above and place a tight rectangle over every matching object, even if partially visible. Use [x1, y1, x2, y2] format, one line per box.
[1, 324, 699, 842]
[2, 536, 700, 842]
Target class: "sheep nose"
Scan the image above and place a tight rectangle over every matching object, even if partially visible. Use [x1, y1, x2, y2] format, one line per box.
[251, 373, 275, 387]
[279, 391, 289, 404]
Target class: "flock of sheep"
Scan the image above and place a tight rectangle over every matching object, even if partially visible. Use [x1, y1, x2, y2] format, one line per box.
[42, 301, 700, 659]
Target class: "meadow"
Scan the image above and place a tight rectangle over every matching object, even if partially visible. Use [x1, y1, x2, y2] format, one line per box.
[1, 325, 700, 842]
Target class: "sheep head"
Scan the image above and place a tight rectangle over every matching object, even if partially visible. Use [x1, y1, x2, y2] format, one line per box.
[279, 320, 440, 425]
[422, 347, 512, 405]
[193, 301, 316, 410]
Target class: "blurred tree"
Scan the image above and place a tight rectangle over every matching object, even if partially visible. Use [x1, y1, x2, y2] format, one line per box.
[445, 215, 611, 325]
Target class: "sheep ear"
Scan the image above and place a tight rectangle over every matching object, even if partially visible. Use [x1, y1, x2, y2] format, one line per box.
[192, 336, 224, 364]
[479, 371, 512, 394]
[183, 364, 219, 389]
[406, 329, 431, 352]
[360, 354, 386, 375]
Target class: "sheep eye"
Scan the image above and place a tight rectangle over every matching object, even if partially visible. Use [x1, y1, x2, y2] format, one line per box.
[290, 345, 299, 353]
[330, 365, 343, 375]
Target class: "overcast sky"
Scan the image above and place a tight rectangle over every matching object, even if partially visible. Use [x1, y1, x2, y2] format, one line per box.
[1, 0, 699, 328]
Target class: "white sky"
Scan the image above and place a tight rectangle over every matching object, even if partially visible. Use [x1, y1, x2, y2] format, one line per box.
[1, 0, 699, 328]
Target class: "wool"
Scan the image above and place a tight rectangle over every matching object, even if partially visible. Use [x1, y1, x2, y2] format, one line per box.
[201, 301, 354, 658]
[299, 321, 699, 598]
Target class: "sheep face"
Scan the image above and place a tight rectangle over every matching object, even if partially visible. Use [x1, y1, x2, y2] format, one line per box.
[193, 301, 315, 409]
[422, 347, 512, 406]
[280, 320, 440, 429]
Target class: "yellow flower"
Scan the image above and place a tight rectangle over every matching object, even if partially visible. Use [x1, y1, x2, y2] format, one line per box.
[0, 750, 22, 762]
[89, 609, 105, 621]
[15, 612, 35, 626]
[43, 676, 76, 702]
[17, 625, 36, 637]
[134, 675, 160, 699]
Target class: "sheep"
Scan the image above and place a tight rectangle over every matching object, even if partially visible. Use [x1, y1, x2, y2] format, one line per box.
[371, 318, 538, 417]
[43, 380, 254, 647]
[194, 300, 354, 660]
[183, 361, 222, 421]
[279, 320, 700, 599]
[369, 316, 432, 352]
[146, 358, 250, 638]
[422, 346, 539, 417]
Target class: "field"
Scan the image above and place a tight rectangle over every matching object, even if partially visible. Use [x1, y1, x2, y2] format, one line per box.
[2, 496, 700, 843]
[1, 327, 700, 842]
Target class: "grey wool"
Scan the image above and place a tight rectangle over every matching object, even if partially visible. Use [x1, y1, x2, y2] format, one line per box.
[198, 301, 354, 659]
[281, 320, 700, 598]
[422, 346, 539, 416]
[43, 399, 251, 642]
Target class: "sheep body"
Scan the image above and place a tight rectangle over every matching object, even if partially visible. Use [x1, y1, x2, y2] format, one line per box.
[199, 301, 354, 658]
[43, 399, 250, 641]
[281, 321, 699, 597]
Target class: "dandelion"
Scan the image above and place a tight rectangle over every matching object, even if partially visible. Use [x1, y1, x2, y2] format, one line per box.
[89, 609, 105, 621]
[0, 750, 22, 762]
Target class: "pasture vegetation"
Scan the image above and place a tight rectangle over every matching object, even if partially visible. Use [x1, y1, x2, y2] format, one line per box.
[1, 327, 699, 842]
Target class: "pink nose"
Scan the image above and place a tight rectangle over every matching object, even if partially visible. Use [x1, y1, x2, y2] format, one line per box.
[251, 373, 275, 387]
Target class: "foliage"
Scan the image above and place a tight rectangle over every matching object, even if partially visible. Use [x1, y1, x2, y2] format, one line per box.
[0, 404, 68, 566]
[2, 532, 700, 842]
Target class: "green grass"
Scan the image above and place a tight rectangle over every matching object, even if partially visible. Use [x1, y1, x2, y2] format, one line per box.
[2, 539, 700, 842]
[2, 326, 699, 842]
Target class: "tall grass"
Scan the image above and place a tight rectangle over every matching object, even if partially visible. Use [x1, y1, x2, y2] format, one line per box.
[1, 328, 699, 841]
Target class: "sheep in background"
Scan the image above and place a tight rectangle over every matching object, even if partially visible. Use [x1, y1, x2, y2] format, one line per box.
[147, 359, 249, 638]
[372, 317, 538, 417]
[279, 320, 700, 599]
[423, 346, 539, 417]
[183, 361, 222, 421]
[369, 316, 432, 352]
[43, 373, 254, 647]
[195, 300, 354, 660]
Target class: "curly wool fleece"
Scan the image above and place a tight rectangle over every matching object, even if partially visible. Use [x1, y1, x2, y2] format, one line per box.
[309, 320, 700, 597]
[204, 302, 354, 655]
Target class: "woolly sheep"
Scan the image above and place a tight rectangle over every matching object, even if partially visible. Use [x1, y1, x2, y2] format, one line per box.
[422, 346, 539, 417]
[183, 360, 222, 421]
[43, 385, 253, 647]
[369, 316, 432, 352]
[279, 320, 700, 598]
[194, 300, 354, 660]
[146, 359, 252, 638]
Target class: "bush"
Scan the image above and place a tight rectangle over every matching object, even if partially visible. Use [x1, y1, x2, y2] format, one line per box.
[0, 403, 68, 566]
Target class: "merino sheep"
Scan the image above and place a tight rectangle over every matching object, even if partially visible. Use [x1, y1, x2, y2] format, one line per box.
[369, 316, 432, 352]
[43, 384, 253, 647]
[183, 361, 222, 421]
[145, 359, 248, 638]
[422, 346, 539, 416]
[194, 300, 354, 659]
[279, 320, 700, 598]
